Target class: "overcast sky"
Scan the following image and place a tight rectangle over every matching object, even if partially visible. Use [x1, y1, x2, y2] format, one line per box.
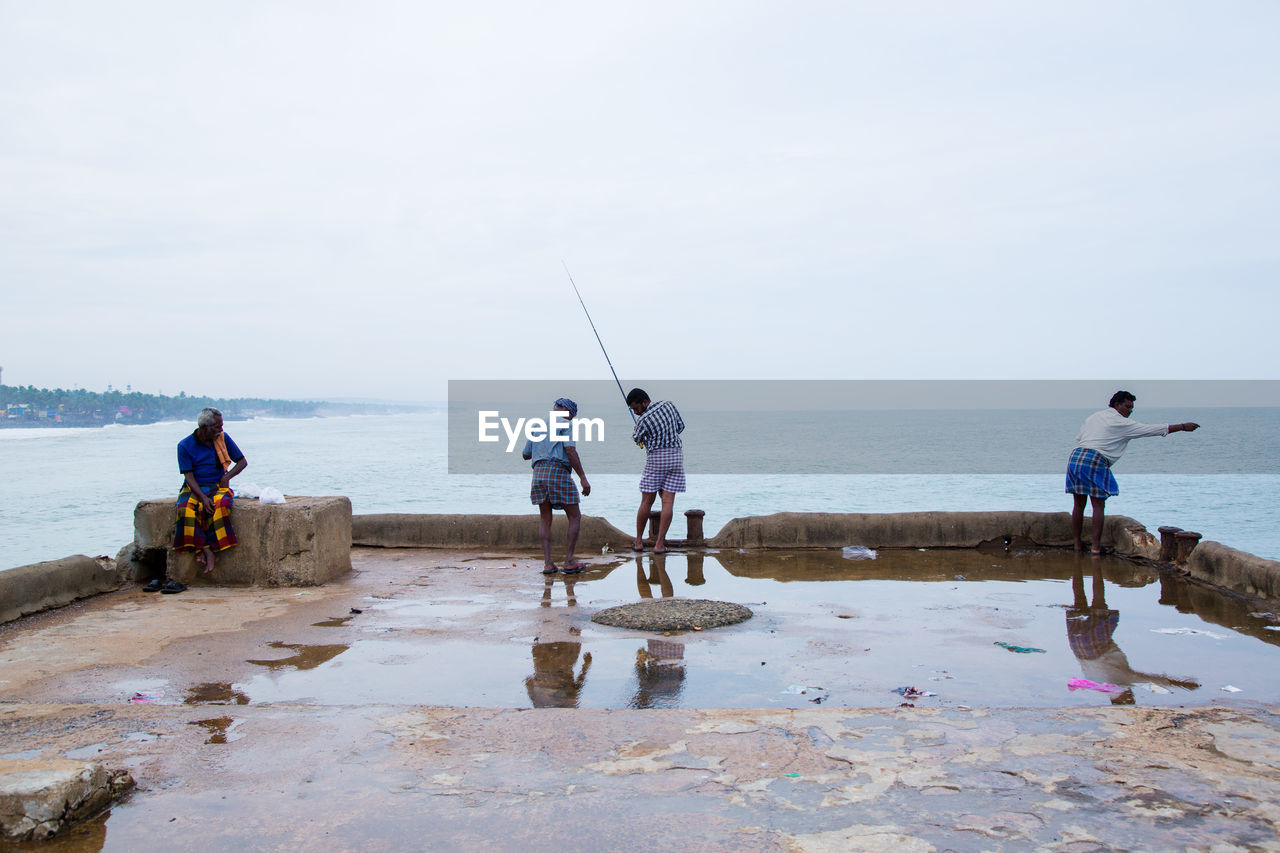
[3, 2, 1277, 402]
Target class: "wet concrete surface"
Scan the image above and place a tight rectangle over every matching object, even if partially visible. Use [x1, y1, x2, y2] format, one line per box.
[1, 546, 1278, 851]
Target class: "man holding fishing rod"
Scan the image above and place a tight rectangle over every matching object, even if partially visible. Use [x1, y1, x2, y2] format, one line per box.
[627, 388, 685, 553]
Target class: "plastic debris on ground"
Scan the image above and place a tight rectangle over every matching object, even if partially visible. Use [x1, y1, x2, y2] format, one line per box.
[1221, 685, 1244, 693]
[893, 686, 936, 699]
[994, 641, 1046, 654]
[782, 684, 828, 703]
[1151, 628, 1230, 639]
[1067, 678, 1125, 694]
[129, 690, 164, 703]
[841, 546, 877, 560]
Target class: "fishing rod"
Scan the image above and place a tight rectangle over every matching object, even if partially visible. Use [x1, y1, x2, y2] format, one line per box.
[562, 260, 635, 423]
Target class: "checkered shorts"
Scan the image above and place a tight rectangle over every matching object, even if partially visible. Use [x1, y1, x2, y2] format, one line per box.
[530, 460, 579, 507]
[1065, 447, 1119, 498]
[639, 447, 686, 494]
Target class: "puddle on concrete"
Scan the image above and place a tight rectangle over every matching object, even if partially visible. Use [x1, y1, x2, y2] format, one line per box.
[184, 682, 249, 705]
[189, 716, 243, 744]
[228, 549, 1279, 710]
[245, 642, 349, 671]
[0, 748, 44, 760]
[62, 742, 109, 759]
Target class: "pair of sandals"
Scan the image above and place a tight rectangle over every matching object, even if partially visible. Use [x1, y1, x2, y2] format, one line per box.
[142, 579, 187, 594]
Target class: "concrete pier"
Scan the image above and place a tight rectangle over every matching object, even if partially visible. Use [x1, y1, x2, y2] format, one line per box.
[1, 546, 1278, 849]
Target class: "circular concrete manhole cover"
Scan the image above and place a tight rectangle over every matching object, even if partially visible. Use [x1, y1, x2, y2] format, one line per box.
[591, 599, 753, 631]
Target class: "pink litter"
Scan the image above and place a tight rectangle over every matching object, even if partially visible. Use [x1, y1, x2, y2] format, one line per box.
[1067, 678, 1125, 694]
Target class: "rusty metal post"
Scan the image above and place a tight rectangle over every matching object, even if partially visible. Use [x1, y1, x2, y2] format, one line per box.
[684, 509, 705, 546]
[1174, 531, 1203, 564]
[1157, 526, 1183, 562]
[647, 511, 662, 540]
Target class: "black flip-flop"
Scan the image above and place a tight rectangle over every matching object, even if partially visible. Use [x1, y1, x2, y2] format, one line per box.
[142, 579, 163, 592]
[1090, 546, 1115, 556]
[541, 566, 558, 575]
[562, 565, 585, 575]
[160, 581, 187, 594]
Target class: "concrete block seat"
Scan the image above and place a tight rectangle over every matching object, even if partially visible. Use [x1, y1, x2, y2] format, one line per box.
[130, 495, 352, 586]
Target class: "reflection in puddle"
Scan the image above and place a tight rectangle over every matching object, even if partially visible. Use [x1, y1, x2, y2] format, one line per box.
[630, 639, 685, 708]
[247, 642, 349, 671]
[184, 681, 249, 705]
[189, 716, 243, 744]
[525, 641, 591, 707]
[13, 809, 109, 851]
[635, 554, 674, 599]
[222, 550, 1279, 710]
[541, 574, 580, 608]
[1067, 565, 1200, 705]
[312, 616, 354, 628]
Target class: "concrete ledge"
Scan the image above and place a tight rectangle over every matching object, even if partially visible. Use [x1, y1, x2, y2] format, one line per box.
[0, 759, 134, 841]
[353, 513, 633, 551]
[0, 556, 124, 625]
[133, 496, 353, 587]
[708, 510, 1160, 557]
[1185, 540, 1280, 602]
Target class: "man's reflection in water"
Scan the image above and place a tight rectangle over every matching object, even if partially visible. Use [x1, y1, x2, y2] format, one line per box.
[525, 640, 592, 708]
[526, 576, 590, 708]
[541, 572, 578, 608]
[635, 553, 674, 599]
[629, 639, 686, 708]
[1067, 560, 1199, 704]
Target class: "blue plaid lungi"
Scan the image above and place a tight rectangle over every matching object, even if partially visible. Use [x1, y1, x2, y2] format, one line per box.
[1065, 447, 1119, 498]
[639, 447, 686, 494]
[530, 460, 579, 507]
[1066, 609, 1119, 661]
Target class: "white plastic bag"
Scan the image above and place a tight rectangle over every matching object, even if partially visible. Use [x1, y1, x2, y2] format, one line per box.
[258, 486, 286, 505]
[234, 481, 262, 499]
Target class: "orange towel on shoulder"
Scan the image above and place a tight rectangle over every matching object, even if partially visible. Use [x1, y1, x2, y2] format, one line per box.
[213, 434, 233, 471]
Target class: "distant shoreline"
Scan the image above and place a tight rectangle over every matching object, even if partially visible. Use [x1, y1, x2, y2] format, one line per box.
[0, 409, 437, 430]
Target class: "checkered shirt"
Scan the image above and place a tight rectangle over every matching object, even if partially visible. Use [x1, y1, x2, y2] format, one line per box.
[633, 400, 684, 450]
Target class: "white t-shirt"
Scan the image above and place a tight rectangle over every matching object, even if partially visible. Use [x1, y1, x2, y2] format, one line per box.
[1073, 408, 1168, 465]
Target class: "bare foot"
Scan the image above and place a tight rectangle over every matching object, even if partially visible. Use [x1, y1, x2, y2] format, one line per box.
[201, 548, 216, 574]
[632, 538, 644, 552]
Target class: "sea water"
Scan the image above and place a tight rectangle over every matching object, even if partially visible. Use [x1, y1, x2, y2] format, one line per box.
[1, 409, 1278, 571]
